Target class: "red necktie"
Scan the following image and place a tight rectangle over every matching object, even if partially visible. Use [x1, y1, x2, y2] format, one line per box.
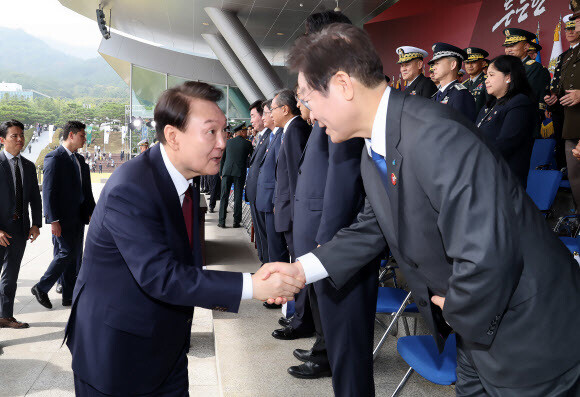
[182, 185, 193, 248]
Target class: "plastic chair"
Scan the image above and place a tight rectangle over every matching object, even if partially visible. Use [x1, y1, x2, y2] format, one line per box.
[373, 287, 419, 360]
[392, 334, 457, 396]
[526, 170, 562, 215]
[529, 139, 556, 170]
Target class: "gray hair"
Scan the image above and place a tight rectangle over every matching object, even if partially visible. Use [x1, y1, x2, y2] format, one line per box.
[273, 89, 300, 116]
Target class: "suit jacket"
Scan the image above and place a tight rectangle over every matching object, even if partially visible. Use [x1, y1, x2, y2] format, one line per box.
[42, 145, 95, 225]
[476, 93, 535, 188]
[433, 80, 477, 122]
[220, 135, 253, 178]
[404, 73, 438, 99]
[463, 73, 487, 115]
[312, 90, 580, 388]
[65, 144, 243, 395]
[293, 123, 365, 257]
[274, 117, 311, 232]
[246, 129, 271, 203]
[0, 151, 42, 234]
[256, 128, 283, 213]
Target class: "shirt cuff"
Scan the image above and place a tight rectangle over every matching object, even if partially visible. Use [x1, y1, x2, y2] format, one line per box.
[241, 272, 253, 300]
[297, 253, 329, 285]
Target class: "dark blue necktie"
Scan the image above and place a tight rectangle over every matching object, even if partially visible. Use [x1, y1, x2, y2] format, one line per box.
[269, 132, 274, 145]
[71, 154, 84, 203]
[370, 148, 390, 191]
[435, 90, 442, 102]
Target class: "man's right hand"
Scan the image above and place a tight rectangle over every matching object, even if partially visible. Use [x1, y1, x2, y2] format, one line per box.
[251, 265, 305, 302]
[51, 221, 62, 237]
[544, 94, 558, 106]
[259, 261, 307, 305]
[0, 230, 12, 247]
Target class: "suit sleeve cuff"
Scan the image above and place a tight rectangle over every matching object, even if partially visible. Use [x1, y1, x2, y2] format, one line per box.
[297, 253, 329, 285]
[241, 272, 253, 300]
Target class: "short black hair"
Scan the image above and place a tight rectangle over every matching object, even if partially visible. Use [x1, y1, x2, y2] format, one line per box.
[486, 55, 533, 107]
[154, 81, 223, 144]
[62, 121, 86, 141]
[288, 24, 385, 94]
[249, 100, 264, 116]
[273, 89, 300, 116]
[305, 10, 352, 34]
[0, 119, 24, 138]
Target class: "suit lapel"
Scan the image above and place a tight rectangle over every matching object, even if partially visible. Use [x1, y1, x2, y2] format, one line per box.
[0, 152, 15, 201]
[261, 130, 281, 166]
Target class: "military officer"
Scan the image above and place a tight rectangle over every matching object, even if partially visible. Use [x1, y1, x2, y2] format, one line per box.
[463, 47, 489, 114]
[396, 46, 438, 98]
[545, 13, 580, 210]
[429, 42, 476, 122]
[429, 64, 439, 86]
[503, 28, 551, 136]
[527, 41, 542, 61]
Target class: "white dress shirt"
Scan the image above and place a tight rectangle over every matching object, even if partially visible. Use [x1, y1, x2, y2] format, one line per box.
[407, 74, 420, 87]
[470, 72, 483, 83]
[438, 79, 456, 93]
[297, 87, 392, 284]
[3, 149, 24, 191]
[160, 144, 253, 300]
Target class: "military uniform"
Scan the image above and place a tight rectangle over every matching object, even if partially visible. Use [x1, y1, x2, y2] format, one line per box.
[463, 47, 489, 114]
[395, 46, 438, 98]
[429, 43, 476, 122]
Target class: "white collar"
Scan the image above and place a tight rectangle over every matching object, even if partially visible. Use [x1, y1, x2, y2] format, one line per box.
[470, 72, 483, 82]
[260, 127, 268, 135]
[3, 149, 20, 161]
[270, 127, 281, 135]
[365, 86, 391, 158]
[572, 43, 579, 49]
[439, 79, 456, 92]
[62, 145, 74, 156]
[160, 143, 192, 198]
[283, 116, 299, 134]
[407, 74, 420, 86]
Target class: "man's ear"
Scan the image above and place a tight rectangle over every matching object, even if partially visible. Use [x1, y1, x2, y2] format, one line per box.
[164, 125, 179, 150]
[332, 71, 355, 101]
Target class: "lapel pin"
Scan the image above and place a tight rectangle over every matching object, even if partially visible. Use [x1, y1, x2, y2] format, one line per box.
[392, 160, 396, 166]
[391, 173, 397, 186]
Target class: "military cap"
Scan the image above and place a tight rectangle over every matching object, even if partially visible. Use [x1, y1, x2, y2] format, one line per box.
[527, 42, 542, 52]
[233, 122, 246, 132]
[138, 139, 149, 146]
[570, 0, 579, 21]
[428, 43, 467, 65]
[396, 46, 428, 64]
[502, 28, 537, 46]
[464, 47, 490, 63]
[564, 14, 576, 29]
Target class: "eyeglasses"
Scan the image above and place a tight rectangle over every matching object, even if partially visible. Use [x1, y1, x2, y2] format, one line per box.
[270, 105, 283, 111]
[296, 88, 315, 111]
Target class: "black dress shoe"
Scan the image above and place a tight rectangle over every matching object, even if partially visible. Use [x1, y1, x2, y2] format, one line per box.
[217, 223, 226, 228]
[263, 302, 281, 309]
[31, 285, 52, 309]
[293, 348, 318, 363]
[56, 284, 62, 294]
[272, 326, 314, 340]
[288, 361, 331, 379]
[232, 223, 241, 228]
[209, 208, 215, 213]
[62, 299, 72, 307]
[278, 316, 291, 327]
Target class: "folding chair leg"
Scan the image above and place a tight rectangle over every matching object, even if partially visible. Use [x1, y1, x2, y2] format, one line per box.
[392, 367, 414, 397]
[373, 291, 412, 360]
[402, 317, 411, 336]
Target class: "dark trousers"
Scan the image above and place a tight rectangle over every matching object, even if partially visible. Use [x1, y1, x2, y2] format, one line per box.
[38, 221, 84, 301]
[208, 174, 221, 210]
[456, 337, 580, 396]
[0, 219, 27, 318]
[219, 175, 245, 226]
[263, 211, 288, 262]
[288, 286, 314, 333]
[283, 230, 295, 262]
[310, 259, 380, 397]
[250, 203, 268, 263]
[74, 346, 189, 397]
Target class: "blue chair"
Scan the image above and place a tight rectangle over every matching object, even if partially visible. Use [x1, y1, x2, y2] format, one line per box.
[392, 334, 457, 396]
[529, 139, 556, 170]
[374, 287, 419, 359]
[526, 170, 562, 215]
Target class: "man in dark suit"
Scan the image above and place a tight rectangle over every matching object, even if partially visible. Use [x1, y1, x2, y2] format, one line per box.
[396, 46, 438, 98]
[218, 126, 253, 228]
[65, 82, 304, 396]
[31, 121, 96, 309]
[0, 120, 42, 329]
[256, 101, 289, 269]
[463, 47, 489, 114]
[267, 24, 580, 395]
[246, 100, 271, 264]
[430, 43, 477, 122]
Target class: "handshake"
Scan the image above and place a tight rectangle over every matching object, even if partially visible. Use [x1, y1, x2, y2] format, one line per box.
[251, 261, 306, 304]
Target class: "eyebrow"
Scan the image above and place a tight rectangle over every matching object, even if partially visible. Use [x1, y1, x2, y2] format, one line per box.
[203, 119, 220, 125]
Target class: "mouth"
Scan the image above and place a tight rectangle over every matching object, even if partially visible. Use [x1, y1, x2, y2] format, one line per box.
[211, 156, 222, 163]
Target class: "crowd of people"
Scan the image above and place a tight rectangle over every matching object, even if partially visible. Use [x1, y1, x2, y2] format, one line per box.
[0, 4, 579, 397]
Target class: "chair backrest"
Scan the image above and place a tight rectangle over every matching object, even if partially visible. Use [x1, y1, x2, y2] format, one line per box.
[526, 170, 562, 211]
[529, 139, 556, 170]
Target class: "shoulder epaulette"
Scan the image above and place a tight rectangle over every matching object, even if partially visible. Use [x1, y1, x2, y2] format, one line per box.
[526, 59, 535, 65]
[453, 83, 467, 90]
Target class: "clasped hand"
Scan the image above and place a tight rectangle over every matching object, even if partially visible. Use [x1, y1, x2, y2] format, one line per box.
[251, 261, 306, 304]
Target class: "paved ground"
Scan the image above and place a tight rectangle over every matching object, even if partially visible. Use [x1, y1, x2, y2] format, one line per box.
[0, 184, 455, 397]
[21, 131, 52, 165]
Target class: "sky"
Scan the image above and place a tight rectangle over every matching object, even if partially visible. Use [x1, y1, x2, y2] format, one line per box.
[0, 0, 102, 59]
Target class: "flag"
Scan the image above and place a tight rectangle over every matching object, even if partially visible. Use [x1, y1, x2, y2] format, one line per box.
[548, 17, 563, 77]
[533, 22, 542, 63]
[86, 126, 93, 145]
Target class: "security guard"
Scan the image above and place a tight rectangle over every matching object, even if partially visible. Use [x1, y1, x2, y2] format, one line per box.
[503, 28, 551, 136]
[395, 46, 438, 98]
[429, 42, 476, 122]
[463, 47, 489, 114]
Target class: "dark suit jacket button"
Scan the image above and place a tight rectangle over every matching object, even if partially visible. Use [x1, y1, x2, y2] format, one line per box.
[419, 299, 427, 307]
[298, 170, 302, 174]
